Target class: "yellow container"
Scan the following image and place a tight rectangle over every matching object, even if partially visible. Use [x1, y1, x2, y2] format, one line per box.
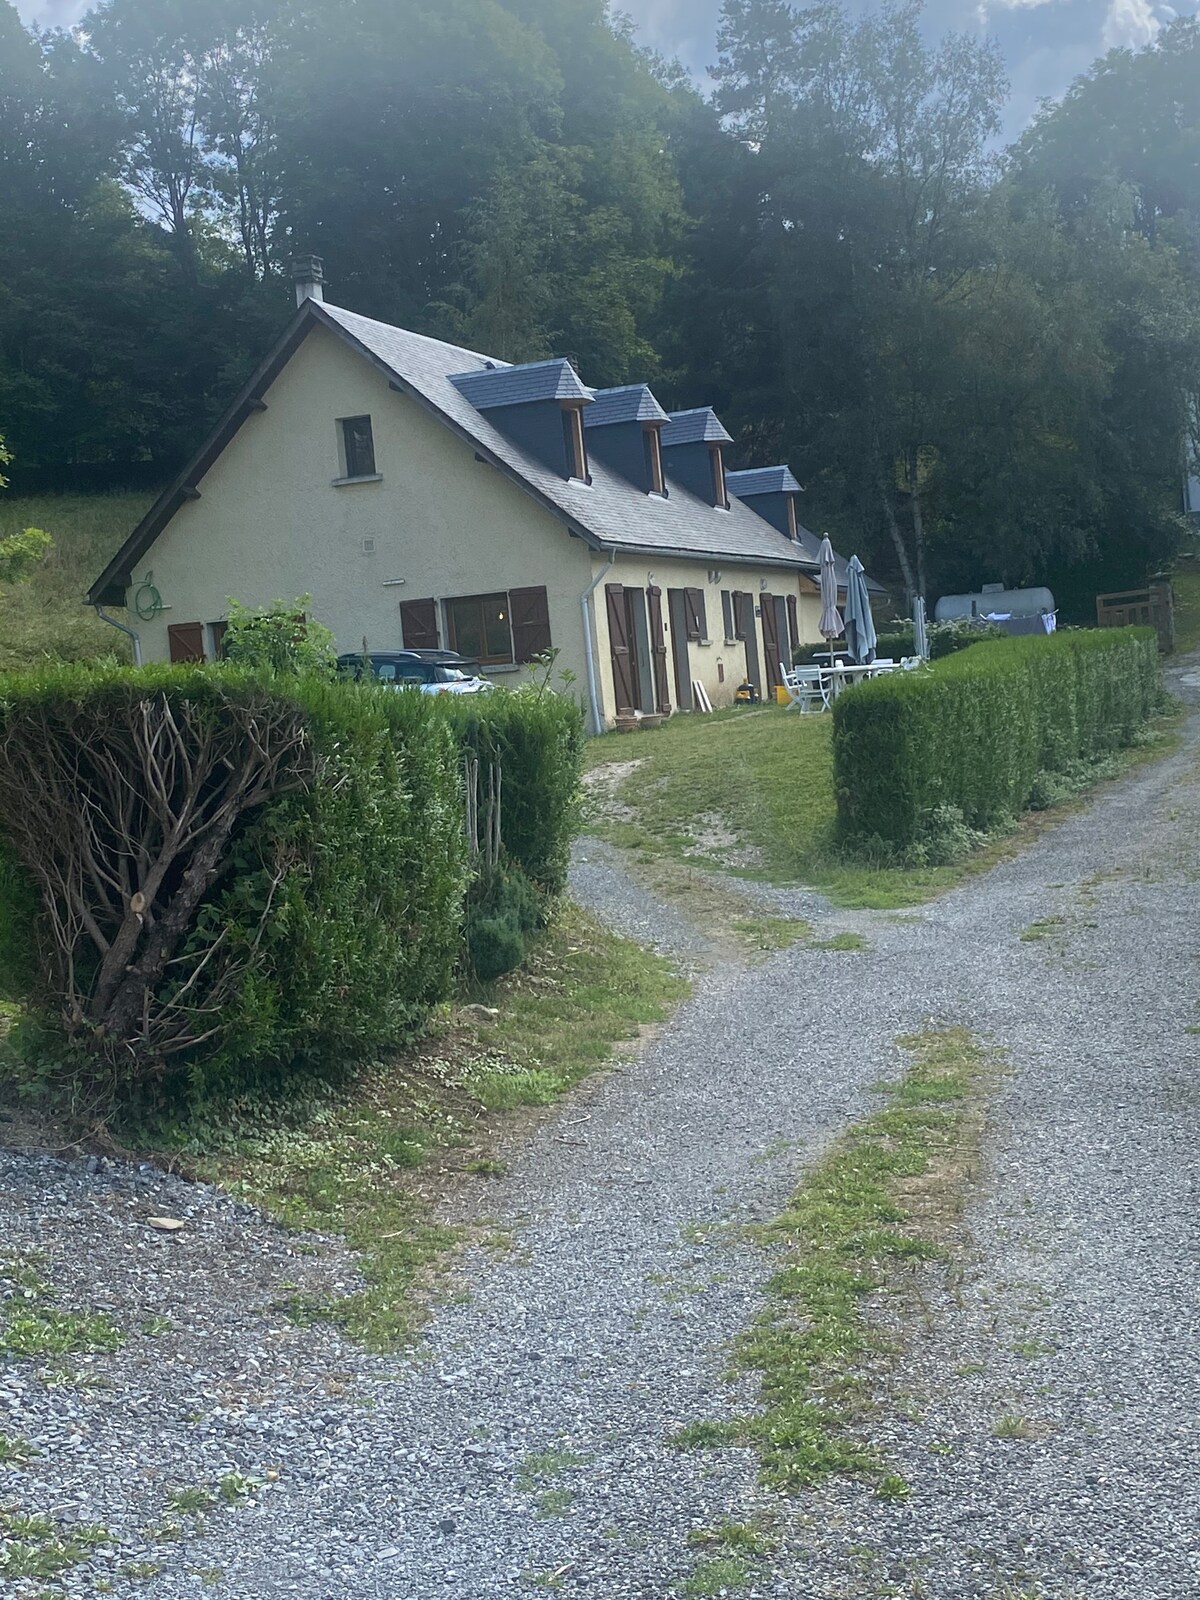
[775, 685, 790, 705]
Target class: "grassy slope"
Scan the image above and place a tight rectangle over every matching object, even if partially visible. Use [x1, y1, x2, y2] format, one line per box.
[586, 706, 964, 908]
[0, 493, 149, 670]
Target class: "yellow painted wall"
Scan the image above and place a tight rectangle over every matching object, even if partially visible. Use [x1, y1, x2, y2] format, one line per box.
[128, 323, 593, 686]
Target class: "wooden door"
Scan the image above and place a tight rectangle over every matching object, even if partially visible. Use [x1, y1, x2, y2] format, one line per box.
[623, 589, 644, 711]
[735, 593, 762, 694]
[605, 583, 635, 715]
[667, 589, 693, 711]
[760, 592, 781, 693]
[646, 585, 671, 714]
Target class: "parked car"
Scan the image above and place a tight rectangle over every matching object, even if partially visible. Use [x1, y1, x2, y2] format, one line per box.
[336, 650, 493, 695]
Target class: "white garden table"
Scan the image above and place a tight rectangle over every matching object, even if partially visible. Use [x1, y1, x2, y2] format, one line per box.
[820, 662, 892, 698]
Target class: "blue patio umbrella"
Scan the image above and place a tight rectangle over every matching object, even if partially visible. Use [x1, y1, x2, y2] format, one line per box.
[843, 554, 877, 665]
[817, 536, 843, 642]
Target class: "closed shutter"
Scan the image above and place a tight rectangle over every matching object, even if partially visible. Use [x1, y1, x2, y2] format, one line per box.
[509, 585, 552, 663]
[168, 622, 205, 663]
[400, 597, 439, 650]
[210, 619, 229, 659]
[721, 590, 734, 641]
[786, 593, 799, 654]
[605, 583, 635, 715]
[731, 590, 746, 640]
[684, 587, 707, 641]
[761, 593, 781, 693]
[646, 585, 671, 714]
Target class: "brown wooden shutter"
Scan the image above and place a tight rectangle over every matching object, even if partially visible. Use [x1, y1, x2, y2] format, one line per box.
[400, 597, 439, 650]
[760, 593, 781, 693]
[646, 585, 671, 714]
[210, 619, 229, 659]
[786, 593, 799, 654]
[684, 587, 707, 641]
[168, 622, 205, 663]
[605, 583, 635, 715]
[509, 585, 552, 663]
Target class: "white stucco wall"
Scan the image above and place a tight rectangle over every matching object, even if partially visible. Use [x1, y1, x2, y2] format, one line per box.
[129, 324, 594, 687]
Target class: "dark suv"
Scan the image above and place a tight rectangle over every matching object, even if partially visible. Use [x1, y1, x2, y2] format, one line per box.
[336, 650, 493, 695]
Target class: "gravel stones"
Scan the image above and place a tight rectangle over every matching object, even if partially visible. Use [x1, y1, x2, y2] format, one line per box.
[3, 680, 1199, 1597]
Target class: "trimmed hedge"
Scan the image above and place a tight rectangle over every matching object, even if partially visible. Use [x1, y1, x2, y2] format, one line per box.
[434, 689, 584, 895]
[832, 629, 1160, 853]
[0, 664, 468, 1101]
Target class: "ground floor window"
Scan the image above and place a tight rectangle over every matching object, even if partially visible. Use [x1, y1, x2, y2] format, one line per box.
[445, 592, 512, 663]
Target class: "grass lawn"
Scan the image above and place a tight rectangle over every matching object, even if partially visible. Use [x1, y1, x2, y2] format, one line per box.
[0, 492, 150, 670]
[182, 901, 688, 1350]
[586, 706, 969, 909]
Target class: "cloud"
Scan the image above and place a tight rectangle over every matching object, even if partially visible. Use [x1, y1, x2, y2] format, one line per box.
[1101, 0, 1165, 46]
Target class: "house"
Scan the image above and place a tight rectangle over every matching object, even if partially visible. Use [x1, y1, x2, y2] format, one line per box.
[90, 257, 862, 731]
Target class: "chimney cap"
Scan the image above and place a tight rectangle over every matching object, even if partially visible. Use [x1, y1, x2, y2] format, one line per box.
[291, 253, 325, 306]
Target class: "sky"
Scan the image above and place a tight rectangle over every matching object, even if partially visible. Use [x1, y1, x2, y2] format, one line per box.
[12, 0, 1198, 141]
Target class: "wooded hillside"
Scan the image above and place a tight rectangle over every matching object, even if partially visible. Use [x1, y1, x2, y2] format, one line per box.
[2, 0, 1198, 612]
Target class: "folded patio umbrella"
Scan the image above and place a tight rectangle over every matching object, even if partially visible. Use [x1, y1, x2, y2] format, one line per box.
[913, 593, 929, 660]
[843, 554, 877, 664]
[818, 536, 843, 641]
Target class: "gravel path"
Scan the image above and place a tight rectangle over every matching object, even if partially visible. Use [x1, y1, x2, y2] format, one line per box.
[3, 681, 1199, 1598]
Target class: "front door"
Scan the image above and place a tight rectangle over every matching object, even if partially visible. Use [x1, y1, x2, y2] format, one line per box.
[623, 589, 645, 711]
[735, 592, 762, 695]
[605, 582, 636, 715]
[667, 588, 693, 711]
[761, 592, 782, 694]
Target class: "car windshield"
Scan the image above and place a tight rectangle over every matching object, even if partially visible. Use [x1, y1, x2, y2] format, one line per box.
[435, 666, 472, 682]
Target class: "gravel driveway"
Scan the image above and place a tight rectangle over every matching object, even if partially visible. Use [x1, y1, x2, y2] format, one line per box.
[3, 678, 1199, 1598]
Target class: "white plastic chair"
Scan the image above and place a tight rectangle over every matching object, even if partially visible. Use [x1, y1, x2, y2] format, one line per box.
[899, 656, 924, 671]
[780, 664, 830, 713]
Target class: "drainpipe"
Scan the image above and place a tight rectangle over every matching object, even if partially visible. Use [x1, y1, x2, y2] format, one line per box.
[580, 547, 616, 736]
[93, 607, 142, 666]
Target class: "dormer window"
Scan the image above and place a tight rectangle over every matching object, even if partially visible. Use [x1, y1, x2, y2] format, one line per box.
[787, 494, 798, 539]
[563, 405, 588, 480]
[710, 445, 728, 509]
[339, 415, 376, 479]
[644, 427, 665, 495]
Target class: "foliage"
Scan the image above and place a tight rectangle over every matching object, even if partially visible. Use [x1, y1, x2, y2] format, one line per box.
[466, 863, 544, 983]
[0, 663, 467, 1105]
[435, 688, 584, 895]
[926, 619, 1005, 660]
[220, 594, 337, 676]
[832, 628, 1161, 854]
[0, 436, 51, 588]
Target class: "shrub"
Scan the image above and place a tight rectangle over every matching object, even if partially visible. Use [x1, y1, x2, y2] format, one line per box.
[832, 628, 1160, 854]
[434, 689, 584, 894]
[465, 865, 544, 982]
[874, 626, 915, 659]
[0, 663, 468, 1105]
[927, 619, 1005, 660]
[221, 595, 337, 677]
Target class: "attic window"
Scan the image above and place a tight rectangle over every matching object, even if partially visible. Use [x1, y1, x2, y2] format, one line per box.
[710, 445, 728, 509]
[787, 494, 798, 539]
[644, 427, 665, 495]
[339, 415, 376, 479]
[563, 405, 588, 481]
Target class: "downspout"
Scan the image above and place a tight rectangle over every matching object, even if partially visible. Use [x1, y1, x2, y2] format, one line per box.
[580, 547, 616, 737]
[93, 606, 142, 666]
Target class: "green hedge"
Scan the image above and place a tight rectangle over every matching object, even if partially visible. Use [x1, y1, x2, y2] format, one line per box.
[0, 664, 468, 1102]
[434, 689, 584, 895]
[832, 629, 1160, 853]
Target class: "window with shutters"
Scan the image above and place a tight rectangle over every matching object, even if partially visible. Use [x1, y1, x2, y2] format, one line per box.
[209, 619, 229, 659]
[509, 586, 552, 663]
[168, 622, 205, 662]
[400, 597, 439, 651]
[445, 593, 513, 664]
[721, 590, 735, 642]
[337, 415, 377, 480]
[683, 587, 708, 642]
[731, 591, 748, 641]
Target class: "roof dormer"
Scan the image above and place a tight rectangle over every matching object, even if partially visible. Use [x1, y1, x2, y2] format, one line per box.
[659, 407, 734, 509]
[726, 465, 804, 540]
[450, 357, 594, 481]
[583, 384, 671, 495]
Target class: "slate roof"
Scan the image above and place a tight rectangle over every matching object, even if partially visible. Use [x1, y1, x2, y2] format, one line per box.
[88, 301, 818, 605]
[449, 357, 593, 410]
[727, 465, 803, 498]
[584, 384, 671, 428]
[660, 407, 734, 447]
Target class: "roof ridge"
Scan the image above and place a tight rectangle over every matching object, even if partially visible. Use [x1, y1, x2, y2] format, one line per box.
[322, 302, 504, 371]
